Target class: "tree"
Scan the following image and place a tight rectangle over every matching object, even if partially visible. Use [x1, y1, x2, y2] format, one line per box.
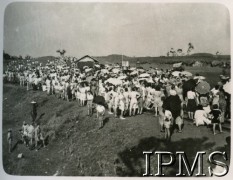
[25, 55, 32, 60]
[56, 49, 66, 57]
[187, 43, 194, 55]
[170, 48, 177, 57]
[177, 49, 183, 56]
[3, 51, 11, 59]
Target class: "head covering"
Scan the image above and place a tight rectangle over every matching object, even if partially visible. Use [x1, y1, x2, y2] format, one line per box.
[31, 101, 37, 104]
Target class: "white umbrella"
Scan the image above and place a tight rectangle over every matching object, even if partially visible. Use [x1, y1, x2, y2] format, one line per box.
[137, 69, 145, 72]
[118, 76, 127, 80]
[181, 71, 192, 77]
[111, 68, 121, 74]
[194, 76, 206, 80]
[85, 68, 93, 72]
[223, 81, 231, 94]
[130, 71, 138, 75]
[129, 67, 136, 71]
[114, 65, 120, 68]
[146, 79, 154, 83]
[101, 69, 109, 74]
[106, 78, 122, 85]
[172, 71, 181, 77]
[139, 73, 150, 78]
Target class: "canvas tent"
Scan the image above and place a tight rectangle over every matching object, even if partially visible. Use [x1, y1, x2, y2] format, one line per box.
[192, 61, 203, 67]
[173, 62, 184, 71]
[75, 55, 99, 70]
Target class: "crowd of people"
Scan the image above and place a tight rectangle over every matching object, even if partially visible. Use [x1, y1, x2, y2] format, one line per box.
[4, 59, 231, 146]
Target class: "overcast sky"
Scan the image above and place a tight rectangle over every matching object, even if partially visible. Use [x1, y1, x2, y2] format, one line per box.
[4, 2, 230, 58]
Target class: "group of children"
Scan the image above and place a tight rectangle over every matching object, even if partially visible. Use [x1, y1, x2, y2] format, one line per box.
[7, 121, 45, 153]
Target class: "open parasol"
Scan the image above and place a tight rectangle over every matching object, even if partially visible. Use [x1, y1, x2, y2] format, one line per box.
[195, 81, 210, 94]
[223, 81, 231, 94]
[118, 76, 127, 80]
[137, 69, 145, 73]
[139, 73, 150, 78]
[111, 68, 120, 74]
[130, 70, 138, 75]
[106, 78, 122, 85]
[94, 64, 100, 68]
[181, 71, 192, 77]
[146, 78, 154, 83]
[172, 71, 181, 77]
[101, 69, 109, 74]
[85, 68, 93, 72]
[194, 76, 206, 80]
[129, 67, 136, 71]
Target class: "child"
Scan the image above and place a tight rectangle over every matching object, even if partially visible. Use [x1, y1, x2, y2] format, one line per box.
[34, 123, 45, 149]
[96, 104, 105, 129]
[209, 104, 223, 135]
[7, 129, 13, 153]
[163, 110, 173, 141]
[175, 116, 183, 133]
[86, 91, 94, 116]
[22, 121, 29, 145]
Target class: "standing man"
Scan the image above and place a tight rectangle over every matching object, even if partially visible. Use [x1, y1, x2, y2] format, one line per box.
[7, 129, 13, 153]
[34, 123, 45, 149]
[31, 101, 38, 123]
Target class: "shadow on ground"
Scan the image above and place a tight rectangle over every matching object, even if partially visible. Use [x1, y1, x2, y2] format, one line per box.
[116, 136, 230, 177]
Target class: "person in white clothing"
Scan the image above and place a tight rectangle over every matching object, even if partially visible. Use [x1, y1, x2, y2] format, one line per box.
[164, 109, 173, 141]
[118, 89, 126, 119]
[45, 77, 51, 95]
[123, 88, 129, 115]
[129, 87, 140, 116]
[211, 85, 220, 106]
[96, 104, 105, 129]
[194, 105, 211, 126]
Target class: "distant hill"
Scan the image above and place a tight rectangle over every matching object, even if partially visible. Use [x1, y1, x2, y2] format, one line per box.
[94, 53, 230, 66]
[190, 53, 214, 57]
[95, 54, 132, 64]
[4, 53, 230, 67]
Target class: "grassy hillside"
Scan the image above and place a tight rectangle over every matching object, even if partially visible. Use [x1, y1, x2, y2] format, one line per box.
[95, 54, 230, 65]
[3, 84, 230, 176]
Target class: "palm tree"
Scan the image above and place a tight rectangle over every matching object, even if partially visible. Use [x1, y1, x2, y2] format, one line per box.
[187, 43, 194, 55]
[56, 49, 66, 57]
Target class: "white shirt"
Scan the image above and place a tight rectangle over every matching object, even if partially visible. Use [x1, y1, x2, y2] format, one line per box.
[87, 94, 94, 101]
[130, 91, 139, 100]
[187, 91, 196, 99]
[165, 110, 173, 120]
[96, 105, 105, 113]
